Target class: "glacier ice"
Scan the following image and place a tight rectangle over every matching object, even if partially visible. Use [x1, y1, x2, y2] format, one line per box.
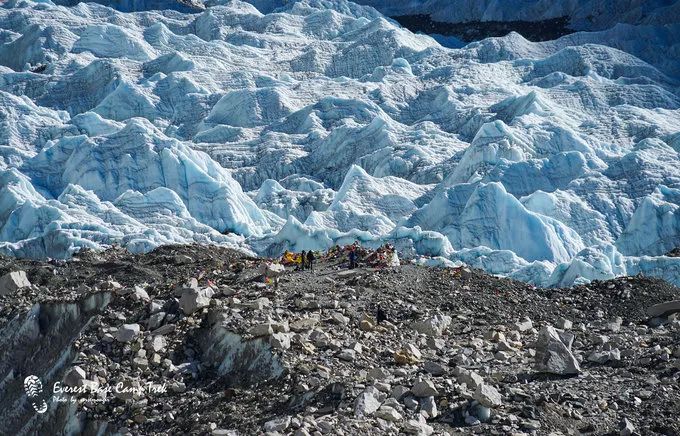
[0, 0, 679, 288]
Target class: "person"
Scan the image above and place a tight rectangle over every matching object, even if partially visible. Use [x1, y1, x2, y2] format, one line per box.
[376, 306, 387, 324]
[306, 250, 315, 271]
[348, 248, 357, 269]
[300, 250, 307, 270]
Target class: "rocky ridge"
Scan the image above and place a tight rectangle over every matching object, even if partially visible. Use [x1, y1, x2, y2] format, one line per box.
[0, 244, 679, 435]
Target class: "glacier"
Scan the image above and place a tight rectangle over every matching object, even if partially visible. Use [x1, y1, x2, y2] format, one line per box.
[0, 0, 680, 287]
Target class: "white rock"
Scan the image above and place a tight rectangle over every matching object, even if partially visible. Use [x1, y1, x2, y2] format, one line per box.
[146, 335, 167, 353]
[411, 314, 452, 337]
[419, 396, 438, 418]
[179, 287, 213, 315]
[0, 271, 31, 295]
[264, 416, 291, 432]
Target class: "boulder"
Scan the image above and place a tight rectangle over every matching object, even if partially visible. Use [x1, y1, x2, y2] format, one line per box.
[179, 287, 213, 315]
[419, 396, 438, 418]
[63, 366, 87, 387]
[514, 317, 533, 332]
[116, 324, 141, 342]
[264, 416, 291, 432]
[146, 335, 167, 353]
[474, 384, 502, 408]
[261, 262, 285, 277]
[249, 323, 274, 337]
[131, 286, 150, 301]
[535, 325, 581, 375]
[423, 360, 447, 376]
[0, 271, 31, 295]
[411, 315, 452, 337]
[354, 386, 382, 417]
[375, 405, 402, 422]
[411, 379, 439, 397]
[269, 333, 291, 350]
[403, 417, 434, 435]
[457, 368, 484, 390]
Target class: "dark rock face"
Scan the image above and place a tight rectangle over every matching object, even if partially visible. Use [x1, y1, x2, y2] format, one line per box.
[0, 244, 679, 435]
[392, 14, 572, 42]
[0, 292, 111, 436]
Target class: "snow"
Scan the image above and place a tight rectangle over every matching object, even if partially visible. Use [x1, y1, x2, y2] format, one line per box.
[0, 0, 679, 287]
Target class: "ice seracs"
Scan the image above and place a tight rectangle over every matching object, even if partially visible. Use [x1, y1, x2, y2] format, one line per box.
[0, 0, 679, 287]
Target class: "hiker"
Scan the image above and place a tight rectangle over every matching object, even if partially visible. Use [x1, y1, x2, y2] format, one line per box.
[348, 248, 357, 269]
[306, 250, 315, 271]
[300, 250, 307, 270]
[376, 306, 387, 324]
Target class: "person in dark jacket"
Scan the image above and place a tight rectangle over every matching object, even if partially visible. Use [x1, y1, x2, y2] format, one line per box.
[376, 306, 387, 325]
[306, 250, 315, 271]
[348, 249, 357, 269]
[300, 250, 307, 270]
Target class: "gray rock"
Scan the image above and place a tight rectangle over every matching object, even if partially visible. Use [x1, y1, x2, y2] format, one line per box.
[147, 311, 166, 329]
[132, 285, 150, 301]
[152, 324, 175, 336]
[391, 385, 409, 400]
[588, 347, 621, 364]
[0, 271, 31, 295]
[403, 417, 434, 435]
[269, 332, 291, 350]
[474, 384, 502, 408]
[367, 367, 391, 381]
[535, 325, 581, 375]
[354, 386, 382, 417]
[331, 312, 349, 325]
[457, 368, 484, 390]
[620, 418, 635, 436]
[403, 395, 419, 410]
[179, 287, 213, 315]
[146, 335, 167, 353]
[423, 360, 447, 376]
[426, 337, 445, 350]
[64, 366, 87, 387]
[115, 323, 141, 342]
[375, 405, 402, 422]
[338, 349, 356, 362]
[249, 323, 274, 337]
[411, 379, 439, 397]
[556, 318, 573, 330]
